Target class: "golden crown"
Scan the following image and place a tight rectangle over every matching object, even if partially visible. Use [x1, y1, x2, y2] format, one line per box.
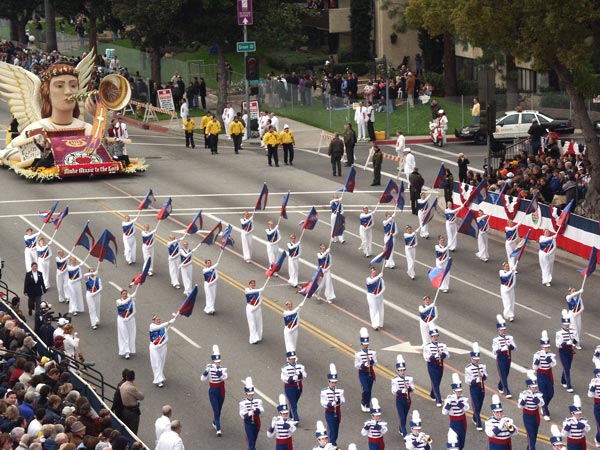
[41, 66, 79, 82]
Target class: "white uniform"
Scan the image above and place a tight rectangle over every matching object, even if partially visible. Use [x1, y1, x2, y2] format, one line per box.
[395, 134, 406, 158]
[66, 262, 85, 314]
[354, 105, 367, 140]
[538, 234, 556, 285]
[141, 226, 158, 274]
[404, 231, 417, 279]
[330, 198, 345, 243]
[317, 249, 336, 302]
[122, 218, 137, 264]
[266, 226, 281, 266]
[116, 294, 136, 356]
[366, 273, 385, 329]
[444, 206, 461, 251]
[179, 247, 194, 295]
[359, 212, 374, 257]
[149, 318, 176, 385]
[566, 289, 584, 346]
[476, 214, 490, 261]
[155, 430, 184, 450]
[55, 254, 69, 303]
[505, 223, 519, 268]
[418, 302, 436, 346]
[166, 238, 181, 288]
[84, 272, 102, 328]
[222, 106, 235, 138]
[203, 264, 219, 314]
[283, 306, 301, 352]
[404, 152, 416, 177]
[24, 232, 40, 271]
[382, 215, 397, 269]
[242, 112, 249, 140]
[417, 195, 431, 238]
[434, 243, 450, 292]
[240, 215, 254, 262]
[499, 268, 516, 321]
[36, 242, 51, 289]
[245, 287, 264, 344]
[287, 241, 301, 287]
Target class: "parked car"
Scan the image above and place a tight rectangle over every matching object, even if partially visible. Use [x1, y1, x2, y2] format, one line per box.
[455, 110, 575, 144]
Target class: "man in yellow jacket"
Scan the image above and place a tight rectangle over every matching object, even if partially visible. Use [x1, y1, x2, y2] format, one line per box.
[263, 125, 280, 167]
[279, 124, 295, 165]
[205, 116, 222, 154]
[183, 116, 196, 149]
[200, 112, 212, 149]
[228, 116, 245, 154]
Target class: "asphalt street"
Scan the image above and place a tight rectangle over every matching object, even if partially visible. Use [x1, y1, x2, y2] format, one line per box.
[0, 105, 598, 450]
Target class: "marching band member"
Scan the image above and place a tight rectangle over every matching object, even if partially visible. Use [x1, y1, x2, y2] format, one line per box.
[245, 279, 263, 344]
[121, 214, 137, 265]
[66, 256, 84, 316]
[166, 234, 181, 289]
[201, 345, 228, 436]
[203, 259, 218, 315]
[404, 225, 417, 280]
[566, 287, 584, 350]
[417, 193, 431, 239]
[287, 234, 301, 288]
[239, 377, 264, 450]
[317, 244, 336, 303]
[446, 429, 460, 450]
[55, 249, 69, 303]
[361, 398, 387, 450]
[465, 342, 487, 431]
[241, 211, 254, 263]
[281, 350, 307, 423]
[266, 221, 281, 267]
[355, 328, 378, 413]
[550, 424, 567, 450]
[442, 373, 470, 450]
[532, 330, 557, 422]
[594, 346, 600, 367]
[391, 355, 414, 436]
[24, 227, 40, 270]
[366, 267, 385, 330]
[382, 212, 397, 269]
[36, 236, 52, 289]
[313, 420, 330, 450]
[444, 201, 461, 251]
[518, 370, 545, 450]
[539, 228, 557, 287]
[504, 219, 520, 269]
[178, 240, 194, 296]
[320, 364, 345, 446]
[587, 362, 600, 448]
[499, 262, 516, 322]
[492, 315, 517, 399]
[83, 268, 102, 329]
[475, 209, 489, 262]
[418, 295, 436, 346]
[556, 309, 579, 393]
[485, 394, 518, 450]
[141, 223, 158, 276]
[330, 193, 345, 244]
[149, 313, 176, 388]
[423, 324, 449, 407]
[434, 235, 451, 293]
[561, 395, 590, 450]
[404, 410, 431, 450]
[267, 394, 296, 450]
[359, 206, 374, 257]
[283, 300, 303, 353]
[116, 289, 136, 359]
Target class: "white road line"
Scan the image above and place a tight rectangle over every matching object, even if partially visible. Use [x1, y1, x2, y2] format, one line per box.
[248, 383, 278, 407]
[170, 327, 202, 348]
[585, 332, 600, 341]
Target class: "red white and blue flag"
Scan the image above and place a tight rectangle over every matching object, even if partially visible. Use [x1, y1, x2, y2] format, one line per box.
[255, 183, 269, 211]
[423, 198, 438, 225]
[510, 229, 531, 262]
[554, 199, 574, 235]
[138, 189, 155, 211]
[157, 197, 172, 221]
[266, 251, 287, 277]
[428, 257, 452, 288]
[90, 229, 118, 264]
[465, 179, 489, 207]
[39, 201, 59, 223]
[524, 191, 539, 215]
[371, 236, 394, 264]
[201, 222, 223, 246]
[457, 209, 477, 238]
[220, 224, 235, 249]
[433, 164, 446, 189]
[53, 207, 69, 230]
[280, 191, 290, 219]
[300, 207, 318, 230]
[178, 285, 198, 317]
[332, 213, 346, 238]
[342, 166, 356, 193]
[130, 257, 152, 286]
[396, 181, 405, 211]
[379, 180, 399, 204]
[298, 266, 323, 298]
[185, 210, 203, 235]
[580, 246, 598, 278]
[74, 221, 95, 251]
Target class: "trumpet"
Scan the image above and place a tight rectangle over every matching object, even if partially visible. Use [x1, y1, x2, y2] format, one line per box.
[500, 417, 515, 432]
[69, 74, 132, 111]
[418, 432, 433, 444]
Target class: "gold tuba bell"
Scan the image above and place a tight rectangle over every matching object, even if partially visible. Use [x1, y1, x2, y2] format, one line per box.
[97, 74, 131, 111]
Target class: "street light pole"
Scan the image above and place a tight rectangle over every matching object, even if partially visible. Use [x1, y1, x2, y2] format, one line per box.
[244, 24, 250, 118]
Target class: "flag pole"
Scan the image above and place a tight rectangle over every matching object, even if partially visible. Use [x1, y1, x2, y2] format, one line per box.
[432, 285, 442, 303]
[299, 227, 307, 243]
[262, 277, 271, 290]
[215, 247, 225, 266]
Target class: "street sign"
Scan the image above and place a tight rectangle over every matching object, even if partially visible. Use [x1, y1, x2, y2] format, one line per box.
[237, 41, 256, 53]
[237, 0, 253, 26]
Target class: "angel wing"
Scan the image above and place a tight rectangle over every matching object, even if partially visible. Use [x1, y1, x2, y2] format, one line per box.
[0, 62, 42, 130]
[76, 49, 96, 94]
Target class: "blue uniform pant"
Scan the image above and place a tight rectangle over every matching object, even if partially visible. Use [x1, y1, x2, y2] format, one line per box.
[395, 395, 411, 436]
[594, 402, 600, 445]
[559, 348, 574, 389]
[325, 409, 340, 445]
[284, 384, 302, 422]
[496, 355, 512, 396]
[523, 411, 540, 450]
[358, 370, 375, 407]
[450, 416, 467, 449]
[208, 386, 225, 430]
[537, 372, 554, 417]
[427, 362, 443, 403]
[469, 384, 485, 428]
[243, 417, 260, 450]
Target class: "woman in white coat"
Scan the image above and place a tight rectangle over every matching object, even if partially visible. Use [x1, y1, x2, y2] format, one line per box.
[317, 244, 336, 303]
[122, 215, 137, 265]
[245, 280, 263, 344]
[141, 223, 159, 275]
[84, 268, 102, 329]
[166, 234, 181, 289]
[116, 289, 136, 359]
[149, 313, 177, 388]
[66, 256, 84, 315]
[538, 229, 556, 287]
[203, 259, 219, 315]
[36, 237, 52, 289]
[240, 211, 254, 263]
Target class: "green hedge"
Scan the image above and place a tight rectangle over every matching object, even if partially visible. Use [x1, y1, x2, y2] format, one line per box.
[540, 92, 571, 108]
[264, 51, 328, 74]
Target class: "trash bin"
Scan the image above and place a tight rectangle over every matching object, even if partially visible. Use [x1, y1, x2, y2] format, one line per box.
[375, 131, 386, 141]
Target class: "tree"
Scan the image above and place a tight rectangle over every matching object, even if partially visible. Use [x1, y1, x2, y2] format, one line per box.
[350, 0, 372, 60]
[45, 0, 57, 52]
[451, 0, 600, 218]
[0, 0, 43, 43]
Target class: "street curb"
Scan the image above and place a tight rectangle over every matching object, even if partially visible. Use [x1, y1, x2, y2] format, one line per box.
[375, 136, 461, 145]
[120, 116, 171, 134]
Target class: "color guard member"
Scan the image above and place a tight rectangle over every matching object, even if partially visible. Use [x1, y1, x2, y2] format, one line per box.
[359, 207, 374, 257]
[122, 215, 137, 265]
[404, 225, 417, 280]
[382, 212, 397, 268]
[245, 280, 263, 344]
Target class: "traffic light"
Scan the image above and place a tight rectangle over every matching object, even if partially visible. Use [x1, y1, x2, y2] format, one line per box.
[246, 56, 259, 81]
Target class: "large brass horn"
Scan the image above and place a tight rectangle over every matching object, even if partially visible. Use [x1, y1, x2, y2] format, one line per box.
[97, 74, 131, 111]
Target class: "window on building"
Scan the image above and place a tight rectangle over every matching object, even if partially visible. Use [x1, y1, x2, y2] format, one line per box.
[518, 68, 536, 92]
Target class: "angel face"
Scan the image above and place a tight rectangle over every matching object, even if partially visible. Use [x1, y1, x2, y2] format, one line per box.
[48, 74, 79, 118]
